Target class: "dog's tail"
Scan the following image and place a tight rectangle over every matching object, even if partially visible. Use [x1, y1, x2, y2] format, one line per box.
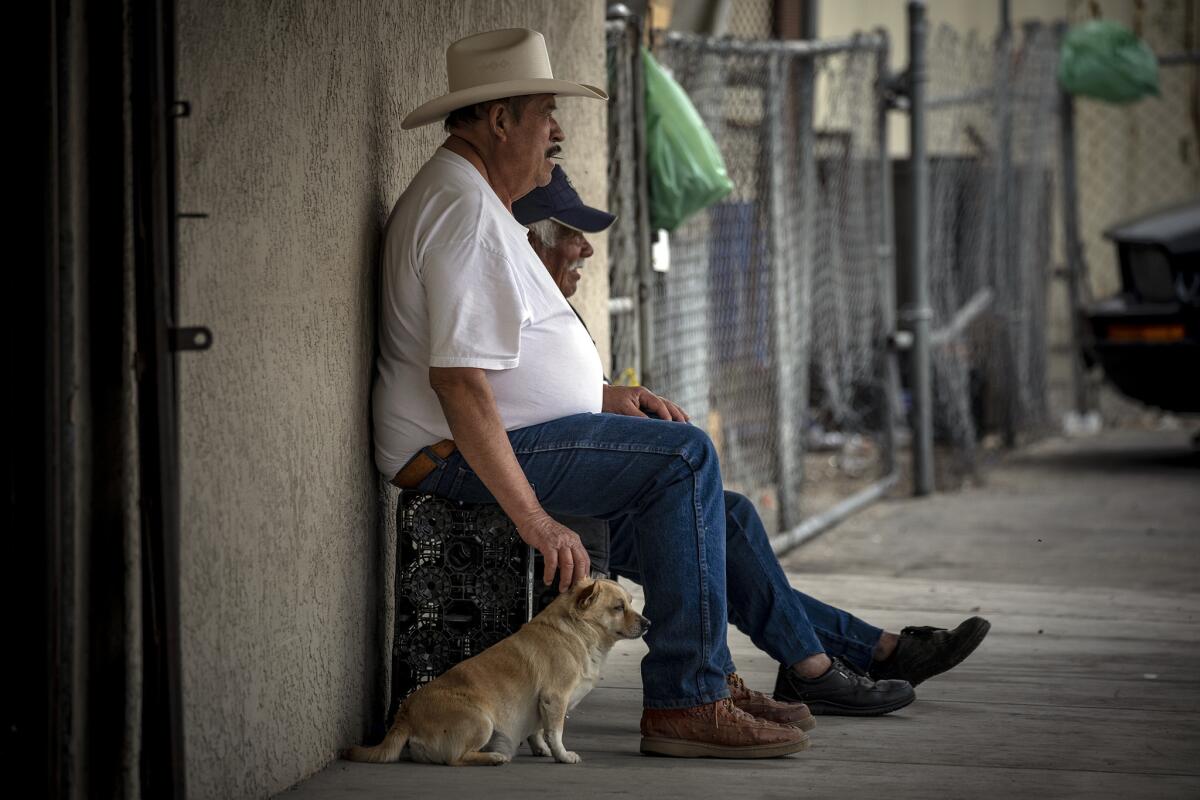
[345, 712, 410, 763]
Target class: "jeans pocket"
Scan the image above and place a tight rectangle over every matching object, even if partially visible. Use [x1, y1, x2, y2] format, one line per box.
[415, 464, 444, 494]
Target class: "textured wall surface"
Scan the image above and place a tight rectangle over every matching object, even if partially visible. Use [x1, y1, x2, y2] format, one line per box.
[174, 2, 608, 797]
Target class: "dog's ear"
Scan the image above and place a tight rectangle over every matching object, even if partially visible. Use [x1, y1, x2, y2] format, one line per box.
[574, 580, 600, 612]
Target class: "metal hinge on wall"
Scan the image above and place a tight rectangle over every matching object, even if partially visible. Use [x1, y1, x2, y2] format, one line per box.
[168, 327, 213, 352]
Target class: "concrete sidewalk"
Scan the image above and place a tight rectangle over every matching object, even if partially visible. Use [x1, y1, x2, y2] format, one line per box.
[281, 429, 1200, 799]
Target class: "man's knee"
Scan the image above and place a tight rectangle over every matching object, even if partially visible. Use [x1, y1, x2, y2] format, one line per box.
[673, 423, 719, 470]
[724, 490, 752, 514]
[626, 419, 719, 479]
[724, 490, 763, 531]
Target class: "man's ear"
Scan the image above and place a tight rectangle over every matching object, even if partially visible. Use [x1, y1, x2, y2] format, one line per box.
[487, 101, 509, 141]
[573, 579, 599, 612]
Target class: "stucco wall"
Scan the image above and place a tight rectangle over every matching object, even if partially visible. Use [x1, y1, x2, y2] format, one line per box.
[174, 2, 608, 797]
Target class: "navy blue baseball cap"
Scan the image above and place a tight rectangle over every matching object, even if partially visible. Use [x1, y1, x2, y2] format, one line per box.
[513, 165, 616, 233]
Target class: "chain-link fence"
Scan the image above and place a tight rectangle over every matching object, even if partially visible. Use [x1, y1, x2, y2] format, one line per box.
[606, 17, 648, 386]
[918, 21, 1060, 478]
[604, 6, 1196, 537]
[604, 22, 898, 540]
[917, 7, 1197, 474]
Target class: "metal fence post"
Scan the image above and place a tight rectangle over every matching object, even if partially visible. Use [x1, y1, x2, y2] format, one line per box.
[605, 10, 642, 383]
[794, 50, 818, 526]
[631, 19, 655, 389]
[907, 0, 935, 495]
[875, 30, 902, 476]
[767, 51, 803, 530]
[994, 0, 1019, 446]
[1054, 21, 1092, 418]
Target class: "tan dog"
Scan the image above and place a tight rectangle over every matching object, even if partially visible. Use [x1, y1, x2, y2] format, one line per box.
[347, 578, 650, 766]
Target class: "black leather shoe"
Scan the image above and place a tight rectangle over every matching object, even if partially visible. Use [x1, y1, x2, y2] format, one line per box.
[773, 657, 915, 716]
[869, 617, 991, 687]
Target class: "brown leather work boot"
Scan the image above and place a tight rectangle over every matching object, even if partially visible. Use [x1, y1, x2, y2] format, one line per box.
[727, 672, 816, 732]
[640, 697, 810, 758]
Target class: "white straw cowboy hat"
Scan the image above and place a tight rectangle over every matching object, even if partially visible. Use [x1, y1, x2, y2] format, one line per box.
[401, 28, 608, 130]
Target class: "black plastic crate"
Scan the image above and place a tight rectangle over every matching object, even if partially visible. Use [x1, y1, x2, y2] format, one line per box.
[390, 491, 534, 717]
[388, 493, 612, 720]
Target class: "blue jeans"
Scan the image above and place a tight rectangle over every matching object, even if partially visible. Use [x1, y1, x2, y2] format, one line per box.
[608, 492, 881, 677]
[417, 412, 881, 709]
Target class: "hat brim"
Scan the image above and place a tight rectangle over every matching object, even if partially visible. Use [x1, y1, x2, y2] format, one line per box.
[551, 206, 617, 234]
[402, 79, 607, 129]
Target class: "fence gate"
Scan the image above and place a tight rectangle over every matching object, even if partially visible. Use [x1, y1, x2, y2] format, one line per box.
[605, 18, 901, 548]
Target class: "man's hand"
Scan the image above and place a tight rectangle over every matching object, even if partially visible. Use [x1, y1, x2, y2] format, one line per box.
[517, 512, 591, 592]
[602, 385, 689, 422]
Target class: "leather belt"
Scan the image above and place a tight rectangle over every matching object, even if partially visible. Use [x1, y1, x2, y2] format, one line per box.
[391, 439, 457, 489]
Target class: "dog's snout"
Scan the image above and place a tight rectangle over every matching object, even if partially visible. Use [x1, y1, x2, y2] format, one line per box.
[620, 612, 652, 639]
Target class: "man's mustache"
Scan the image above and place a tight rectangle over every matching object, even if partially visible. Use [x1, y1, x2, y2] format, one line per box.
[547, 145, 563, 160]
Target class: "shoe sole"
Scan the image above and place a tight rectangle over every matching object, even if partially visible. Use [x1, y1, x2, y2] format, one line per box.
[640, 735, 810, 759]
[801, 692, 916, 717]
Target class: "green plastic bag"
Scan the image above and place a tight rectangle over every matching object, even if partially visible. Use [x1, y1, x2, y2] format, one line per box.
[643, 47, 733, 232]
[1058, 20, 1159, 103]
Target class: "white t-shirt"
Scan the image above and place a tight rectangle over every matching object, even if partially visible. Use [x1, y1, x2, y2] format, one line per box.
[372, 149, 604, 477]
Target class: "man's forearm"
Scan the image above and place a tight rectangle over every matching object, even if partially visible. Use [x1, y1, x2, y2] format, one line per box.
[428, 367, 548, 528]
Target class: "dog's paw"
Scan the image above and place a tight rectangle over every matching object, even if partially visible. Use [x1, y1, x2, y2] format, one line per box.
[555, 750, 582, 764]
[526, 734, 551, 757]
[451, 751, 509, 766]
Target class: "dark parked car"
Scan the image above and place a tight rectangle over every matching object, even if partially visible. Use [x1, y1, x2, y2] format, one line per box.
[1082, 198, 1200, 412]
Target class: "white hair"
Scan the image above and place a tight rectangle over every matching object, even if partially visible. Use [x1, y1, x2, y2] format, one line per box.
[526, 218, 566, 248]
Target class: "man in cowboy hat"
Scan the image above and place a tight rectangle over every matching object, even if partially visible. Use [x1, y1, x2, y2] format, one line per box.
[373, 28, 982, 760]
